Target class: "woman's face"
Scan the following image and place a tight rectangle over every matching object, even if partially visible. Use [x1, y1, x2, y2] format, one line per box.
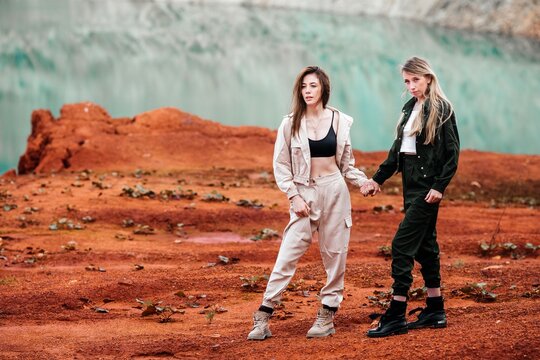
[301, 73, 322, 106]
[402, 71, 431, 100]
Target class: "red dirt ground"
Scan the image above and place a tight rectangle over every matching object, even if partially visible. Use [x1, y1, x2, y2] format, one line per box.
[1, 103, 539, 359]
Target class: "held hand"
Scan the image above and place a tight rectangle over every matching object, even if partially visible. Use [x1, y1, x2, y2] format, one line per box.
[425, 189, 443, 203]
[369, 179, 381, 196]
[360, 182, 373, 197]
[291, 195, 310, 217]
[361, 179, 381, 197]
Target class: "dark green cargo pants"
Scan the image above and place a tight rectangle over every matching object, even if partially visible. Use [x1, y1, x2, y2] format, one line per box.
[391, 154, 441, 297]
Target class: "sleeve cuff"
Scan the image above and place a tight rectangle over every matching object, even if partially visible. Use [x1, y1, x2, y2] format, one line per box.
[431, 182, 447, 194]
[287, 187, 299, 200]
[372, 173, 385, 186]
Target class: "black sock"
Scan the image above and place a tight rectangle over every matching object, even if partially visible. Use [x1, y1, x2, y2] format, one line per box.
[387, 299, 407, 316]
[323, 304, 338, 313]
[258, 305, 274, 315]
[426, 296, 444, 311]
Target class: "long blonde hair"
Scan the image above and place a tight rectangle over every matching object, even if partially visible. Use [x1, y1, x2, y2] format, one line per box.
[291, 66, 331, 137]
[401, 57, 453, 145]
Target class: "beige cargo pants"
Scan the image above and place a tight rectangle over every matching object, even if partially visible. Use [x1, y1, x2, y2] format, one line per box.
[262, 171, 353, 309]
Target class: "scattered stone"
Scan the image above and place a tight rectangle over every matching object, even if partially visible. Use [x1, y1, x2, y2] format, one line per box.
[61, 241, 78, 251]
[122, 219, 135, 228]
[85, 264, 106, 272]
[50, 218, 85, 231]
[373, 204, 394, 213]
[133, 225, 155, 235]
[3, 204, 17, 212]
[71, 181, 84, 188]
[115, 232, 134, 241]
[81, 216, 95, 223]
[92, 180, 111, 189]
[118, 279, 134, 286]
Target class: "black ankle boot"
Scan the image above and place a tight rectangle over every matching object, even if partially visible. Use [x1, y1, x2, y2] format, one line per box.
[367, 300, 408, 338]
[407, 296, 447, 330]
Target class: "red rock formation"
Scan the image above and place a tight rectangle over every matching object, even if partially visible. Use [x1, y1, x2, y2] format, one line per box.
[17, 102, 276, 174]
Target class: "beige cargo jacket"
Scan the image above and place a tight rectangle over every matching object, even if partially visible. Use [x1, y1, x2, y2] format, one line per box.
[273, 108, 368, 199]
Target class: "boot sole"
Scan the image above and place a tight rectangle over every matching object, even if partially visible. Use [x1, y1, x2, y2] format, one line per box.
[366, 327, 408, 338]
[247, 332, 272, 341]
[408, 322, 447, 330]
[306, 328, 336, 338]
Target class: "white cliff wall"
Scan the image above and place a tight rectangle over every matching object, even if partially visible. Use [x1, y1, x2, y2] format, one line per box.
[182, 0, 540, 39]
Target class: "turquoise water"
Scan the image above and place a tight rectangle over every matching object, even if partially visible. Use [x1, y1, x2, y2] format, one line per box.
[1, 1, 539, 173]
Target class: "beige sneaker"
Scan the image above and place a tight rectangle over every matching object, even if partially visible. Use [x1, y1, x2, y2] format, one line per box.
[247, 310, 272, 340]
[306, 308, 336, 338]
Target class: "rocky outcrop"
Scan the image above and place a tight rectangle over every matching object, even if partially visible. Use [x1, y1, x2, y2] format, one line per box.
[17, 102, 276, 174]
[185, 0, 540, 39]
[18, 103, 116, 174]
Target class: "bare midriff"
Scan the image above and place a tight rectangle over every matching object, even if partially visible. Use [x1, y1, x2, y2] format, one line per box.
[310, 157, 339, 179]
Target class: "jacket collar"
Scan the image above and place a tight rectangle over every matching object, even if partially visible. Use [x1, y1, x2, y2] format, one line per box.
[402, 97, 431, 113]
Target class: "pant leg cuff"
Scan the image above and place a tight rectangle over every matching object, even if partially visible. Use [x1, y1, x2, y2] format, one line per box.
[261, 300, 275, 309]
[392, 287, 410, 298]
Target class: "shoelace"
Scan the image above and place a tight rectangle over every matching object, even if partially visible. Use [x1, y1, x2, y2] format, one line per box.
[314, 311, 332, 325]
[253, 314, 268, 327]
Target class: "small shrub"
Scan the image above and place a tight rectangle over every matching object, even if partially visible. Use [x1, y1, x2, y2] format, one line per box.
[451, 282, 497, 302]
[377, 245, 392, 259]
[236, 199, 264, 209]
[135, 298, 185, 323]
[479, 242, 497, 257]
[367, 289, 393, 309]
[522, 285, 540, 298]
[251, 228, 280, 241]
[202, 191, 229, 202]
[240, 275, 269, 292]
[121, 184, 155, 198]
[159, 188, 197, 201]
[408, 287, 427, 301]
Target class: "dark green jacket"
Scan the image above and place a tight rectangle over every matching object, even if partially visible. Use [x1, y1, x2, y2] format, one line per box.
[372, 97, 460, 193]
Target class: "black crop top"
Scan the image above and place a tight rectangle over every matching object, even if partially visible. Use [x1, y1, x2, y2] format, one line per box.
[308, 111, 337, 158]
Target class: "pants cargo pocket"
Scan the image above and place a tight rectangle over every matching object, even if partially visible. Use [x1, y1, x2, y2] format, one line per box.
[345, 216, 353, 228]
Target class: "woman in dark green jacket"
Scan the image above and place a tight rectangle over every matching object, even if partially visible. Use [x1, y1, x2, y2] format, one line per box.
[365, 56, 460, 338]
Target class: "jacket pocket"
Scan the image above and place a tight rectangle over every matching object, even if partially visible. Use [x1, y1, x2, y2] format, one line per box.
[291, 145, 306, 177]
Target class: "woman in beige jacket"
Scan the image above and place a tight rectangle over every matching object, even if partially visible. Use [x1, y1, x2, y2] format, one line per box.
[248, 66, 372, 340]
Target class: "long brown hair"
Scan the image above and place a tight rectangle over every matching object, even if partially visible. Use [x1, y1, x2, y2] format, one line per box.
[290, 66, 331, 136]
[401, 57, 453, 145]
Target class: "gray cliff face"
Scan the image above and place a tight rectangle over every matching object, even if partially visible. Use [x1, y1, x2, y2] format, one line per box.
[185, 0, 540, 39]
